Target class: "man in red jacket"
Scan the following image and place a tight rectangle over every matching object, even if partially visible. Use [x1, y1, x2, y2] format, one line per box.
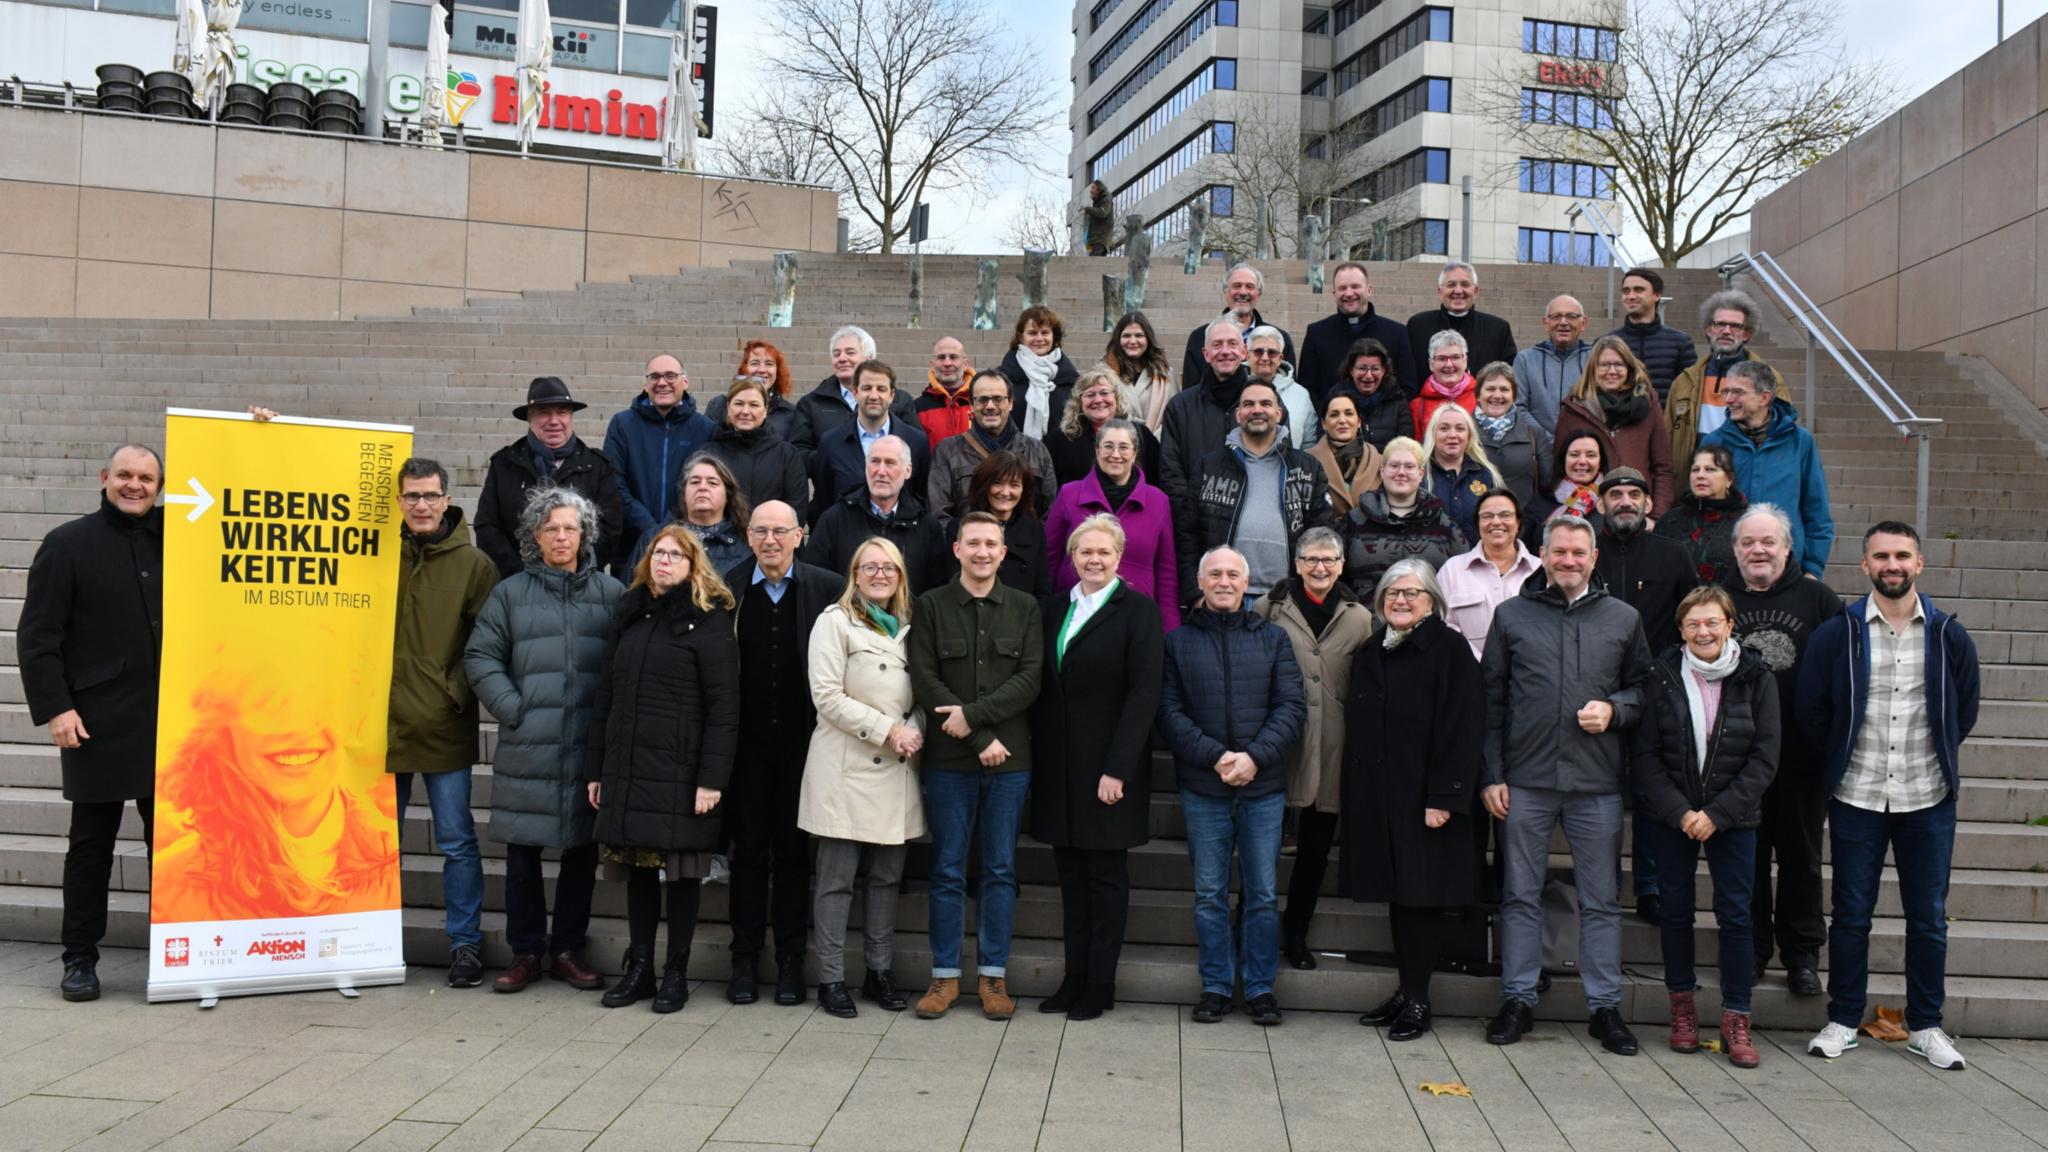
[915, 337, 976, 446]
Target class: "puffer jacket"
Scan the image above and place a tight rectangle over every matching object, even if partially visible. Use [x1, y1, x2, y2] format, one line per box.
[1608, 319, 1697, 404]
[1158, 606, 1306, 799]
[1341, 490, 1467, 600]
[603, 391, 716, 538]
[1175, 429, 1333, 599]
[583, 586, 740, 852]
[463, 555, 624, 847]
[1158, 366, 1251, 499]
[1253, 581, 1374, 812]
[389, 510, 501, 776]
[1480, 579, 1652, 794]
[1631, 645, 1780, 831]
[702, 422, 808, 513]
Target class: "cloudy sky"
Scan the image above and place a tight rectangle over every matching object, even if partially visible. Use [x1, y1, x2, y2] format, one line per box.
[709, 0, 2046, 255]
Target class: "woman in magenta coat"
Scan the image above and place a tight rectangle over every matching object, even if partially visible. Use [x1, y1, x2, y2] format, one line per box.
[1044, 418, 1179, 630]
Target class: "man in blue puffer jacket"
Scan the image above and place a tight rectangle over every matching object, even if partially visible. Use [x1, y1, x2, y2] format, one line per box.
[1703, 361, 1833, 577]
[605, 353, 716, 553]
[1159, 544, 1306, 1028]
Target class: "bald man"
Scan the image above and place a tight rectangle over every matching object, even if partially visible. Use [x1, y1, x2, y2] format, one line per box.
[1511, 294, 1591, 434]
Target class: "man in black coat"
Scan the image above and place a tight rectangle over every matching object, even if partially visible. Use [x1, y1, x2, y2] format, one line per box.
[1296, 262, 1418, 402]
[19, 444, 165, 1002]
[721, 500, 847, 1007]
[475, 377, 627, 577]
[1606, 267, 1697, 403]
[1159, 318, 1254, 503]
[789, 325, 921, 452]
[808, 360, 932, 526]
[800, 435, 953, 595]
[1179, 264, 1294, 394]
[1406, 261, 1517, 372]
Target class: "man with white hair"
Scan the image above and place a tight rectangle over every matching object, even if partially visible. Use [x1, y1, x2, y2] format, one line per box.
[792, 324, 919, 452]
[1407, 261, 1517, 374]
[801, 434, 952, 595]
[1245, 325, 1317, 448]
[1720, 502, 1841, 999]
[1181, 263, 1295, 393]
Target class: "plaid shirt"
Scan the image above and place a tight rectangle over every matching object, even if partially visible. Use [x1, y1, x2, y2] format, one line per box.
[1835, 597, 1947, 813]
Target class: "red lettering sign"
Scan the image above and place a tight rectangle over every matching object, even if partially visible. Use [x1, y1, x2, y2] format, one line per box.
[1536, 60, 1606, 89]
[489, 74, 662, 140]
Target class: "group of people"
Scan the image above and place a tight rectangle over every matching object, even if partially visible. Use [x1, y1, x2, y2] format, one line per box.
[19, 258, 1979, 1074]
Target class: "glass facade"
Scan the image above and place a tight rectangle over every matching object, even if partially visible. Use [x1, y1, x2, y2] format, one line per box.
[1333, 7, 1449, 95]
[1336, 146, 1449, 203]
[1521, 19, 1618, 62]
[1111, 121, 1233, 217]
[1087, 0, 1235, 132]
[1330, 0, 1384, 35]
[1518, 227, 1612, 265]
[1336, 76, 1450, 154]
[1519, 157, 1614, 198]
[1088, 58, 1234, 184]
[1386, 217, 1449, 260]
[1520, 88, 1614, 129]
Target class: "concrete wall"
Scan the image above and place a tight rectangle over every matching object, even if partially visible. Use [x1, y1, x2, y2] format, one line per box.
[0, 107, 840, 321]
[1749, 19, 2048, 408]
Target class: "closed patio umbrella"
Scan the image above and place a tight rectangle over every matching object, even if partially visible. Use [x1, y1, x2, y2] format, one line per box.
[514, 0, 552, 153]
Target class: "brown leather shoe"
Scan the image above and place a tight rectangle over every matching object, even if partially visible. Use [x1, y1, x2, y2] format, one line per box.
[551, 950, 605, 990]
[915, 976, 959, 1019]
[494, 952, 544, 993]
[978, 976, 1015, 1020]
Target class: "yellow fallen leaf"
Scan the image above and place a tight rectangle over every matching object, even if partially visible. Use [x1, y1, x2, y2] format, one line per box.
[1418, 1081, 1473, 1098]
[1863, 1006, 1908, 1043]
[1700, 1038, 1723, 1054]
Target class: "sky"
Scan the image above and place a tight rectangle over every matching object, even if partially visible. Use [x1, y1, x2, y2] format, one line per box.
[708, 0, 2048, 256]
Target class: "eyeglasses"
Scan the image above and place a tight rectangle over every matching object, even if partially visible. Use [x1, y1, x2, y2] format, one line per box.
[1098, 443, 1135, 456]
[1706, 321, 1750, 333]
[748, 526, 799, 540]
[973, 396, 1009, 407]
[1298, 556, 1341, 569]
[1596, 361, 1629, 373]
[539, 525, 579, 537]
[1431, 354, 1464, 364]
[856, 563, 899, 577]
[650, 549, 688, 563]
[645, 371, 684, 382]
[1477, 510, 1518, 523]
[398, 492, 447, 505]
[1383, 587, 1430, 603]
[1079, 388, 1118, 402]
[1249, 348, 1283, 358]
[1546, 312, 1585, 322]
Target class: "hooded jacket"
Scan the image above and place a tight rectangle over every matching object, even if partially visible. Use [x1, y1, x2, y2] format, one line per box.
[790, 375, 920, 452]
[799, 489, 955, 596]
[1340, 489, 1467, 600]
[1703, 397, 1833, 577]
[1480, 578, 1652, 794]
[1632, 644, 1780, 831]
[1175, 428, 1332, 601]
[1608, 318, 1697, 404]
[1796, 593, 1980, 802]
[603, 391, 716, 538]
[1158, 606, 1306, 799]
[1158, 364, 1252, 499]
[474, 435, 627, 577]
[1669, 349, 1781, 467]
[1510, 339, 1590, 433]
[389, 509, 501, 776]
[1297, 305, 1417, 403]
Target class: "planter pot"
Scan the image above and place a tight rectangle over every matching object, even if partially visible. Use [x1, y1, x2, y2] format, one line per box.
[97, 94, 145, 114]
[313, 87, 362, 114]
[97, 64, 145, 88]
[143, 71, 193, 98]
[225, 83, 267, 107]
[266, 81, 313, 106]
[96, 80, 145, 105]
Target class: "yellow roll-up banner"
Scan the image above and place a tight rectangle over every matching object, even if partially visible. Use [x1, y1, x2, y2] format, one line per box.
[148, 409, 414, 1002]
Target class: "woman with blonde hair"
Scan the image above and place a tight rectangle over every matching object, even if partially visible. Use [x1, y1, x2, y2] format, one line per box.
[798, 538, 927, 1018]
[1042, 366, 1162, 487]
[1553, 335, 1675, 516]
[1340, 437, 1466, 600]
[1421, 404, 1503, 544]
[585, 525, 740, 1012]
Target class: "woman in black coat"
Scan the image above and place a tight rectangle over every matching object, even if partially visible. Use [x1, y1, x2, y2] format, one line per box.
[1029, 513, 1165, 1021]
[1629, 584, 1779, 1068]
[966, 450, 1052, 597]
[703, 378, 809, 513]
[584, 524, 741, 1013]
[1341, 558, 1484, 1041]
[1654, 443, 1747, 586]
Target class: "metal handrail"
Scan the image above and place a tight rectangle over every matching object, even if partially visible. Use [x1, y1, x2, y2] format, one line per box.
[1563, 199, 1636, 316]
[1717, 249, 1942, 535]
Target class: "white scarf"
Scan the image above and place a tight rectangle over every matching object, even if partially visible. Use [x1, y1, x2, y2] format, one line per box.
[1122, 365, 1174, 431]
[1016, 346, 1065, 438]
[1680, 641, 1741, 775]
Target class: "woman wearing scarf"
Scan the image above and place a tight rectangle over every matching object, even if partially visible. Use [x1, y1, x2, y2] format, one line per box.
[1470, 363, 1551, 507]
[1045, 419, 1180, 630]
[1654, 444, 1749, 586]
[1629, 584, 1780, 1068]
[1341, 559, 1485, 1041]
[1521, 429, 1606, 551]
[1420, 405, 1502, 544]
[1042, 368, 1162, 488]
[797, 539, 926, 1019]
[1029, 515, 1166, 1020]
[1340, 437, 1467, 601]
[1104, 311, 1178, 432]
[1307, 389, 1384, 519]
[1552, 336, 1676, 518]
[632, 453, 750, 574]
[1334, 338, 1414, 452]
[1000, 305, 1080, 439]
[1410, 330, 1479, 434]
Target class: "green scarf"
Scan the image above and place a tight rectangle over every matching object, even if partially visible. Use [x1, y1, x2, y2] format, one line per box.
[1057, 578, 1119, 665]
[860, 599, 900, 638]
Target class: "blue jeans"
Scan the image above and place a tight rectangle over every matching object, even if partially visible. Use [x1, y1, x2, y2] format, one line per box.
[1828, 795, 1957, 1032]
[395, 771, 483, 951]
[1638, 818, 1758, 1013]
[1181, 789, 1285, 999]
[924, 769, 1030, 978]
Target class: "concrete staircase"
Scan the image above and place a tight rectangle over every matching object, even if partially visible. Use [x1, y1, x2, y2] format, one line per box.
[0, 253, 2045, 1035]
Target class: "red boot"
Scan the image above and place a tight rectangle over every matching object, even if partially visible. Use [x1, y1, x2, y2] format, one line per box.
[1722, 1011, 1760, 1068]
[1668, 991, 1700, 1053]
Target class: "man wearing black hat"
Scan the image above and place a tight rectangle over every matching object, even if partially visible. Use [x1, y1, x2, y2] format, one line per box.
[475, 377, 627, 577]
[1605, 268, 1697, 406]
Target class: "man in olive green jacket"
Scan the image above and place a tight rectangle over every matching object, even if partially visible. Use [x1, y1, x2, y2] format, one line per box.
[390, 458, 501, 987]
[907, 512, 1044, 1020]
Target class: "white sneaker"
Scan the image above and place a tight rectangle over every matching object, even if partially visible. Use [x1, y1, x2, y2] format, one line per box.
[1807, 1021, 1860, 1058]
[1909, 1027, 1965, 1070]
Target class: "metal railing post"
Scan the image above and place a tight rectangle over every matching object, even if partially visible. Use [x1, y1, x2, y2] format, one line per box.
[1805, 330, 1817, 432]
[1916, 434, 1932, 539]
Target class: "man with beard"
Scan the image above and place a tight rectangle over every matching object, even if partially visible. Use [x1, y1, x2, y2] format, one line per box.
[1159, 318, 1255, 502]
[1177, 381, 1332, 602]
[1669, 291, 1779, 466]
[1721, 503, 1840, 998]
[1800, 523, 1980, 1071]
[1180, 264, 1295, 393]
[1589, 468, 1692, 925]
[1296, 262, 1416, 402]
[927, 372, 1058, 523]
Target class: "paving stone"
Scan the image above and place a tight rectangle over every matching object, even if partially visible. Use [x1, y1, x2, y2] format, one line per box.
[960, 1008, 1060, 1152]
[0, 1093, 148, 1152]
[1267, 1012, 1432, 1152]
[583, 1100, 726, 1152]
[350, 1120, 460, 1152]
[813, 1053, 988, 1152]
[1035, 1002, 1181, 1152]
[711, 1027, 879, 1146]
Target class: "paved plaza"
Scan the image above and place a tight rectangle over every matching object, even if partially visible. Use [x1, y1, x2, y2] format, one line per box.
[3, 943, 2046, 1152]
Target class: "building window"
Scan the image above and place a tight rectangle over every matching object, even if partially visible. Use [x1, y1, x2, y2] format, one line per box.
[1331, 0, 1384, 35]
[1521, 20, 1619, 62]
[1304, 8, 1329, 35]
[1333, 7, 1451, 95]
[1090, 0, 1132, 33]
[1520, 88, 1614, 129]
[1111, 122, 1235, 218]
[1518, 227, 1611, 266]
[1335, 77, 1450, 154]
[1384, 218, 1449, 260]
[1336, 146, 1450, 203]
[1088, 59, 1235, 184]
[1091, 0, 1176, 83]
[1087, 1, 1237, 132]
[1141, 185, 1233, 246]
[1303, 72, 1328, 97]
[1519, 158, 1614, 198]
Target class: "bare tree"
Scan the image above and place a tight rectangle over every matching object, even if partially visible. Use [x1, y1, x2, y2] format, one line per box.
[753, 0, 1062, 253]
[1479, 0, 1893, 265]
[703, 90, 841, 188]
[1197, 96, 1394, 261]
[1001, 194, 1069, 253]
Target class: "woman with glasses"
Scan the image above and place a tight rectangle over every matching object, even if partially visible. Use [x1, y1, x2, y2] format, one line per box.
[1411, 331, 1478, 435]
[1045, 417, 1180, 630]
[1330, 338, 1412, 452]
[633, 453, 751, 575]
[1043, 367, 1162, 488]
[1341, 559, 1485, 1041]
[1437, 489, 1541, 661]
[1341, 437, 1466, 602]
[1554, 336, 1675, 518]
[584, 526, 740, 1013]
[705, 377, 808, 512]
[797, 539, 927, 1018]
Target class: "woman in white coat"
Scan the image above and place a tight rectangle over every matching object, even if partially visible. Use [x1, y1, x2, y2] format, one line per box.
[799, 537, 927, 1019]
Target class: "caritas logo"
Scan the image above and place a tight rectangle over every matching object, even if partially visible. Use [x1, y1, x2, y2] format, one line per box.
[164, 937, 190, 967]
[248, 937, 308, 961]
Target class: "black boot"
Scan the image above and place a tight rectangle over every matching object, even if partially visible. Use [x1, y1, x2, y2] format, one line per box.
[652, 954, 689, 1014]
[1282, 933, 1317, 970]
[1359, 989, 1410, 1028]
[602, 948, 655, 1009]
[727, 953, 759, 1005]
[1039, 976, 1083, 1014]
[1068, 983, 1115, 1022]
[774, 954, 807, 1005]
[60, 959, 99, 1003]
[861, 968, 908, 1011]
[1387, 999, 1432, 1042]
[818, 981, 858, 1018]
